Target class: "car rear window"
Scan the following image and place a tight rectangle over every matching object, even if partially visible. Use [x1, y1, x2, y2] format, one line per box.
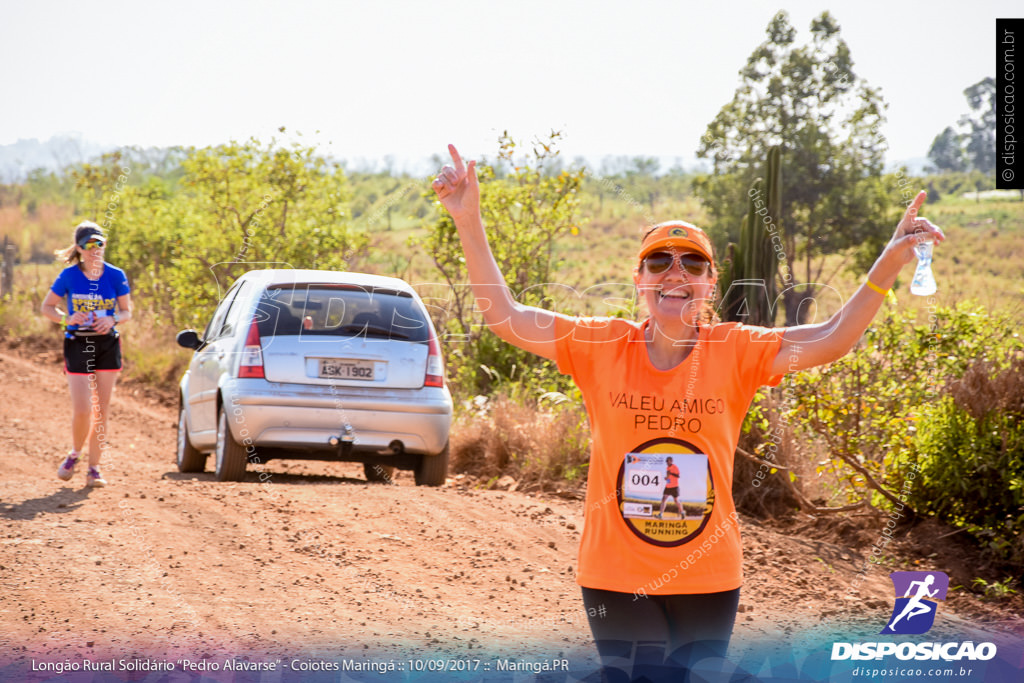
[254, 285, 430, 342]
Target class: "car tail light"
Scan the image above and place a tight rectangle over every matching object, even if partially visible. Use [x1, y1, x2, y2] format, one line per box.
[424, 331, 444, 388]
[238, 318, 265, 379]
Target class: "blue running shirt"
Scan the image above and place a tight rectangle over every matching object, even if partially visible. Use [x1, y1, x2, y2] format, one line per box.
[50, 263, 131, 336]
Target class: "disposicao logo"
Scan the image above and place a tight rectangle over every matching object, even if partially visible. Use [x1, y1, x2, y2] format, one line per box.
[831, 570, 997, 663]
[881, 571, 948, 635]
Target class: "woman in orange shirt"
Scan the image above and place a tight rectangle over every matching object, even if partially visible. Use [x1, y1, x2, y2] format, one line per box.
[432, 144, 943, 679]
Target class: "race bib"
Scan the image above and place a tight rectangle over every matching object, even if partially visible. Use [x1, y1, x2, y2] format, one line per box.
[616, 438, 714, 547]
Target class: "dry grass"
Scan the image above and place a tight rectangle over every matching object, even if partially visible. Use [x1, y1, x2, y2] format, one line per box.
[949, 352, 1024, 420]
[0, 202, 75, 262]
[0, 263, 61, 340]
[733, 403, 807, 518]
[450, 393, 590, 491]
[119, 309, 192, 390]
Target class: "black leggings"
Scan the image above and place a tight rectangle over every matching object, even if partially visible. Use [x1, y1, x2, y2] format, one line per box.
[581, 586, 740, 682]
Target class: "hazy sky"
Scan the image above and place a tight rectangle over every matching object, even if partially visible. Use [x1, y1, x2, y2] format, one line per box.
[2, 0, 1014, 171]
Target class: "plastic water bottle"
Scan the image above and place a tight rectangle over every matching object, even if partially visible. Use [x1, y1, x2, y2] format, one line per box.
[910, 239, 937, 296]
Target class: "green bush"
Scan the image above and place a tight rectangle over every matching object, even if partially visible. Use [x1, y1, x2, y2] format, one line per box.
[779, 302, 1021, 509]
[72, 139, 364, 330]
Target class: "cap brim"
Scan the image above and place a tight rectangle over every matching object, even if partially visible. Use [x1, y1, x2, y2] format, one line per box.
[638, 238, 713, 264]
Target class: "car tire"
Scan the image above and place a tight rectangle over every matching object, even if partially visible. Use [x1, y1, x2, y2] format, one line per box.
[363, 463, 396, 484]
[215, 406, 248, 482]
[415, 441, 449, 487]
[176, 403, 206, 473]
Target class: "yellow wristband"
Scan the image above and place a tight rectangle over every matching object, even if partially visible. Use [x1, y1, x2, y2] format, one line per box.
[865, 279, 889, 296]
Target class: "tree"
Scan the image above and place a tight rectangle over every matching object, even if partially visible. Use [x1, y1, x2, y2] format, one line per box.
[959, 77, 996, 175]
[927, 126, 967, 173]
[926, 78, 996, 179]
[71, 150, 131, 218]
[695, 11, 892, 325]
[626, 157, 662, 212]
[73, 138, 365, 328]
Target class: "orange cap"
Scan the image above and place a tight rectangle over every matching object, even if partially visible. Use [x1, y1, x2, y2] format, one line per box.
[637, 221, 715, 265]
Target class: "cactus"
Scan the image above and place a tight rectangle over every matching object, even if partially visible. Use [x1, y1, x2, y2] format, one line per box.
[719, 146, 783, 327]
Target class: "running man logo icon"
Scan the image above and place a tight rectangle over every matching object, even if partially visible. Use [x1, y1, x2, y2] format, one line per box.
[880, 571, 949, 635]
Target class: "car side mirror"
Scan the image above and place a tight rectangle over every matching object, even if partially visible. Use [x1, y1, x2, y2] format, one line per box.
[176, 329, 202, 350]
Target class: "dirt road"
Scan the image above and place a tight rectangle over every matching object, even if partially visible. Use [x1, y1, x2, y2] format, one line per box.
[1, 348, 1021, 681]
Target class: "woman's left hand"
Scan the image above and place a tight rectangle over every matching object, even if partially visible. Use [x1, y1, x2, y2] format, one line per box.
[93, 315, 116, 334]
[887, 190, 945, 265]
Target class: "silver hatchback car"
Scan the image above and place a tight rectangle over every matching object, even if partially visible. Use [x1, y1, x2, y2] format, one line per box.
[175, 269, 453, 485]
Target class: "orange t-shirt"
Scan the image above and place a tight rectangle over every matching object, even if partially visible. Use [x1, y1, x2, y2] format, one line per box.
[555, 317, 785, 595]
[665, 464, 680, 488]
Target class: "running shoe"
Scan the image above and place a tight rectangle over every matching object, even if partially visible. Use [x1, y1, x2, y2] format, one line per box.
[57, 452, 79, 481]
[86, 467, 107, 488]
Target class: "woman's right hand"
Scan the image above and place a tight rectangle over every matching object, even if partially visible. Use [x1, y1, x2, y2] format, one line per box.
[428, 143, 562, 362]
[67, 311, 90, 326]
[431, 144, 479, 222]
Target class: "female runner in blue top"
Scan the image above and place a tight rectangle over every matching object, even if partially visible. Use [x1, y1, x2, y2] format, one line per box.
[40, 222, 132, 487]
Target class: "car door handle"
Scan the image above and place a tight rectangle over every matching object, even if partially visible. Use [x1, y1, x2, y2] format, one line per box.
[217, 350, 225, 360]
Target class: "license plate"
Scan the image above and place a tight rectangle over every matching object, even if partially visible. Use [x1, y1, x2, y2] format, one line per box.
[318, 358, 376, 380]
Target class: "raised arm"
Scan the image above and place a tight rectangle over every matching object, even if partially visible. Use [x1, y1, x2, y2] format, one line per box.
[432, 144, 569, 362]
[772, 191, 945, 376]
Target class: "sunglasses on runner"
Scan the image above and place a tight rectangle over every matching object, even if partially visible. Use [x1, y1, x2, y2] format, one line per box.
[642, 251, 710, 276]
[82, 239, 105, 250]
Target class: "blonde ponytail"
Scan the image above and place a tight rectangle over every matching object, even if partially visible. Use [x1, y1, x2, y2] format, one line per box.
[55, 244, 81, 265]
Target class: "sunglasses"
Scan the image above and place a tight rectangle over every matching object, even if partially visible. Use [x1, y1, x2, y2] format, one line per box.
[642, 251, 710, 277]
[82, 239, 106, 250]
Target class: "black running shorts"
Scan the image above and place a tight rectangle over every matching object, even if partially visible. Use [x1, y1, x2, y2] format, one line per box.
[63, 334, 122, 374]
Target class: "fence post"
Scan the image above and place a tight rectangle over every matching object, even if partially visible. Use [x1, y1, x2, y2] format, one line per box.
[1, 236, 14, 300]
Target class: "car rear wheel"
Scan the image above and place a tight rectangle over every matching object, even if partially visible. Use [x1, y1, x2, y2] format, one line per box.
[215, 407, 248, 482]
[415, 441, 449, 487]
[363, 463, 396, 483]
[176, 403, 206, 473]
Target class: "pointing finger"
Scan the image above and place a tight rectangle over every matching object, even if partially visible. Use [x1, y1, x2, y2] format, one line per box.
[448, 144, 465, 176]
[902, 190, 927, 223]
